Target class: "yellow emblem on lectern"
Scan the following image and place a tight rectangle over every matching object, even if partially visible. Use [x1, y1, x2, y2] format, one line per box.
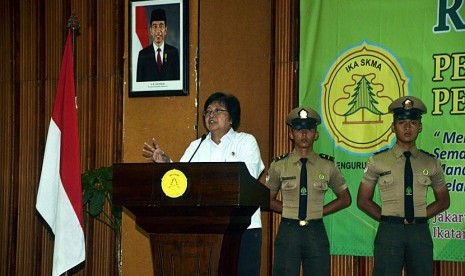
[161, 169, 188, 198]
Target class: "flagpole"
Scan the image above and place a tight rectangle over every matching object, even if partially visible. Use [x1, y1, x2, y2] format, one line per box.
[67, 15, 80, 91]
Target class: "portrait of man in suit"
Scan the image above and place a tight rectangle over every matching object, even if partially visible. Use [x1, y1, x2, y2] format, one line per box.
[136, 8, 180, 82]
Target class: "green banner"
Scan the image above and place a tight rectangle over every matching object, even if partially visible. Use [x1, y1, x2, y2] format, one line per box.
[300, 0, 465, 261]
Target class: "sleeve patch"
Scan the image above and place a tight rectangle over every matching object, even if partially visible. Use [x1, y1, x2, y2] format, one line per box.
[273, 153, 289, 162]
[319, 153, 334, 162]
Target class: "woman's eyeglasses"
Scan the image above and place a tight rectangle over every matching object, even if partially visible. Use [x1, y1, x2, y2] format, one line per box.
[203, 109, 228, 117]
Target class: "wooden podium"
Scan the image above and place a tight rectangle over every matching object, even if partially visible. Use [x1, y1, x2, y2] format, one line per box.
[113, 162, 269, 276]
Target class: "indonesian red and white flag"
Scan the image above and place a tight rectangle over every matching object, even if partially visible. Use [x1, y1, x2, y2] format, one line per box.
[36, 30, 85, 276]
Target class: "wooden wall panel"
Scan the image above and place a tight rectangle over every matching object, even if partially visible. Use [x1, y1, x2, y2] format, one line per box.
[270, 0, 298, 273]
[198, 1, 273, 274]
[438, 261, 465, 276]
[16, 0, 42, 275]
[0, 0, 124, 275]
[0, 0, 14, 274]
[331, 255, 356, 276]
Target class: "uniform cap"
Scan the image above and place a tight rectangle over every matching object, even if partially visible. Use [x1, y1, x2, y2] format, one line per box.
[151, 9, 167, 24]
[286, 107, 321, 130]
[388, 96, 426, 120]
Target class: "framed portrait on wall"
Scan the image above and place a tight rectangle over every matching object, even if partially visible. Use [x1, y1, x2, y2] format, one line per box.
[129, 0, 188, 97]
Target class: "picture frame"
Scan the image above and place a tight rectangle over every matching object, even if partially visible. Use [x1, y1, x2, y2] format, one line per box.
[129, 0, 188, 97]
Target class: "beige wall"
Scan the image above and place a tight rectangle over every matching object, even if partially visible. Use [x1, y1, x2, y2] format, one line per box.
[122, 0, 272, 275]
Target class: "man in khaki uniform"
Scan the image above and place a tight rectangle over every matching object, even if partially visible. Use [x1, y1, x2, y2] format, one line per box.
[266, 107, 351, 276]
[357, 96, 450, 276]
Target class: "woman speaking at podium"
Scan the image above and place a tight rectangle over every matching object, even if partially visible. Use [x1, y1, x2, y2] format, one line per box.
[143, 91, 265, 276]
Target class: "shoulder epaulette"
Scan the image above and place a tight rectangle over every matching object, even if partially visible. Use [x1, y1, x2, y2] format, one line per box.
[420, 149, 436, 158]
[319, 153, 334, 162]
[374, 148, 389, 155]
[273, 153, 289, 162]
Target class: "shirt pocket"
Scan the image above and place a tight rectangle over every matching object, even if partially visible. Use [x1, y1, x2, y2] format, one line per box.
[377, 175, 398, 201]
[282, 180, 298, 190]
[378, 175, 393, 187]
[313, 180, 328, 191]
[281, 179, 298, 208]
[416, 174, 431, 187]
[415, 174, 432, 197]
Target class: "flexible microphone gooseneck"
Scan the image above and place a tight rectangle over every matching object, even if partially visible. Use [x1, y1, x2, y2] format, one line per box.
[188, 134, 207, 162]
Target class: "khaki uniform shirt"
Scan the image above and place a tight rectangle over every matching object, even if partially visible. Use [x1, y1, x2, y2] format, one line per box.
[361, 143, 446, 217]
[265, 150, 347, 220]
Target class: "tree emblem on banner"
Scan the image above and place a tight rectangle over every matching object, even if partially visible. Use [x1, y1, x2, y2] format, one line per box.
[344, 75, 383, 120]
[321, 43, 409, 154]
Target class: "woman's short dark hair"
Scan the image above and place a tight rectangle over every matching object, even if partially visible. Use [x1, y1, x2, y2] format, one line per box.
[204, 92, 241, 130]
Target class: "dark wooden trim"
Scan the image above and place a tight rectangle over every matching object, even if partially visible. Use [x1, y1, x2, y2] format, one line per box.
[8, 0, 21, 274]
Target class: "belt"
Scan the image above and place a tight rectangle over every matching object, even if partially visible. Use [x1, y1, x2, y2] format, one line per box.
[380, 215, 428, 225]
[281, 218, 323, 227]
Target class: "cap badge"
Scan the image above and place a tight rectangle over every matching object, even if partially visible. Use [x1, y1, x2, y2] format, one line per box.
[402, 99, 414, 110]
[298, 109, 308, 119]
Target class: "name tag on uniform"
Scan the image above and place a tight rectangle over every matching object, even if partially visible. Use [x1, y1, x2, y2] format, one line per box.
[380, 171, 391, 176]
[281, 176, 296, 180]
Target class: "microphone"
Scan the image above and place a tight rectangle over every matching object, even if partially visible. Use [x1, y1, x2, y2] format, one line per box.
[188, 134, 207, 162]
